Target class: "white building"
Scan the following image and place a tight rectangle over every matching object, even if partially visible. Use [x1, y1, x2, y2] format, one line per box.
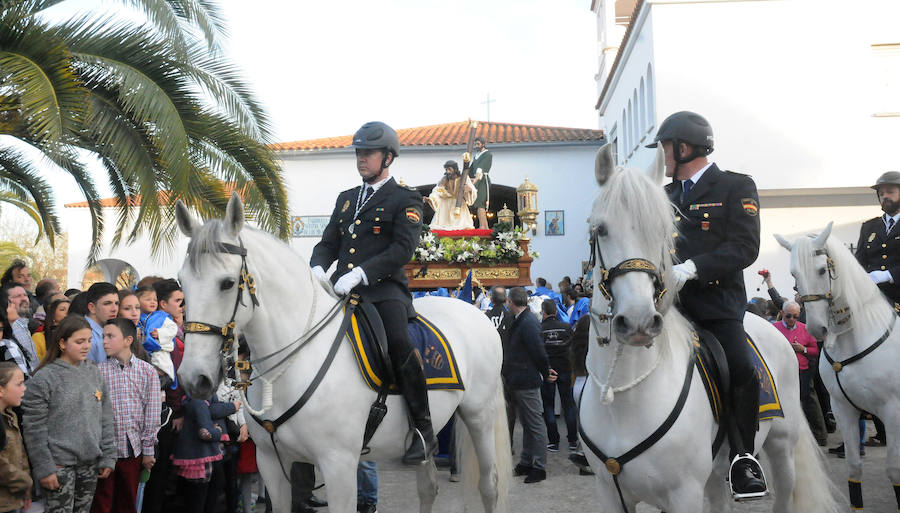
[65, 121, 605, 289]
[592, 0, 900, 297]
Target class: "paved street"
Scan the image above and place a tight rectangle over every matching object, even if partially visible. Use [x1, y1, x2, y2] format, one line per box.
[317, 419, 893, 512]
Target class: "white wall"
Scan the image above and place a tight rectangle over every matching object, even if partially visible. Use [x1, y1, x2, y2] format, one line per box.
[65, 143, 603, 289]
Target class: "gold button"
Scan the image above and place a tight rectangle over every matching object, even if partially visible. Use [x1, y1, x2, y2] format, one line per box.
[672, 232, 679, 238]
[349, 248, 356, 254]
[883, 244, 887, 248]
[352, 234, 357, 239]
[347, 263, 354, 269]
[881, 266, 886, 270]
[715, 280, 720, 285]
[675, 216, 681, 221]
[703, 213, 709, 218]
[669, 249, 677, 254]
[883, 255, 888, 259]
[355, 220, 361, 225]
[375, 217, 380, 221]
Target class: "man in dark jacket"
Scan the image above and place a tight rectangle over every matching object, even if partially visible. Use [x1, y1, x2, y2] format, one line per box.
[503, 287, 555, 484]
[538, 299, 577, 452]
[310, 121, 434, 464]
[856, 171, 900, 307]
[652, 111, 766, 498]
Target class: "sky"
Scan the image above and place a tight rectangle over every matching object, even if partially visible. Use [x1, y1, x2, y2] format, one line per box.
[36, 0, 599, 204]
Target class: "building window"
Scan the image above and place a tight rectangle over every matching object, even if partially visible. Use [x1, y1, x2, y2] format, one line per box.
[621, 109, 627, 157]
[608, 123, 619, 165]
[646, 63, 656, 127]
[632, 89, 640, 146]
[627, 99, 634, 155]
[639, 78, 646, 135]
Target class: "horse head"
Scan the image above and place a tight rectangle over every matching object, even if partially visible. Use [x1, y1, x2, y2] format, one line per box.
[775, 222, 834, 339]
[590, 142, 673, 347]
[175, 192, 253, 398]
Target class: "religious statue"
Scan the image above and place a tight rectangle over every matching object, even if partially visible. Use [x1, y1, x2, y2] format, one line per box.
[425, 160, 476, 230]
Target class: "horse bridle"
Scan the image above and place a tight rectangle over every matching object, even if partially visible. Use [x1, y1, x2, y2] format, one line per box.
[182, 237, 259, 391]
[796, 248, 851, 327]
[588, 227, 668, 309]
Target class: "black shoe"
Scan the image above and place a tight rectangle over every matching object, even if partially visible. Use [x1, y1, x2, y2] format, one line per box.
[514, 463, 532, 476]
[523, 468, 546, 483]
[825, 412, 837, 433]
[546, 443, 559, 452]
[306, 495, 328, 508]
[357, 503, 377, 513]
[292, 505, 316, 513]
[865, 436, 886, 447]
[828, 443, 845, 455]
[568, 453, 590, 468]
[729, 455, 767, 498]
[398, 353, 437, 465]
[568, 442, 579, 452]
[579, 468, 595, 476]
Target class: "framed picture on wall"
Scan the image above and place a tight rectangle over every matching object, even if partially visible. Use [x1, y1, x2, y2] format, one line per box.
[545, 210, 564, 236]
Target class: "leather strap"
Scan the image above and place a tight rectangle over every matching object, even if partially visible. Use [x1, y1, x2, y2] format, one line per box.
[822, 315, 896, 412]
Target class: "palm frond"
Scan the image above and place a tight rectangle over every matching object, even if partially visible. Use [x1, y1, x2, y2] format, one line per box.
[0, 144, 59, 245]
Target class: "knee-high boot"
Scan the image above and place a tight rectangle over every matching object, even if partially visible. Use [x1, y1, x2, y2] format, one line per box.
[398, 351, 436, 464]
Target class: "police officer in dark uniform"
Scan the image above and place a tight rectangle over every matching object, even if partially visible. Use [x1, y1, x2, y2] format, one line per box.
[856, 171, 900, 306]
[648, 111, 767, 498]
[310, 121, 435, 464]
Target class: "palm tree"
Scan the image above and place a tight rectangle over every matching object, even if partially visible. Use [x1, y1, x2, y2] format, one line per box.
[0, 0, 289, 261]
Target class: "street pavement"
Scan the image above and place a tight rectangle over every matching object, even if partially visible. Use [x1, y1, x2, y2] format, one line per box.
[319, 419, 893, 512]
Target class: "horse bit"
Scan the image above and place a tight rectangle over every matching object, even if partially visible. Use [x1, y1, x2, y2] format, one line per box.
[182, 238, 259, 391]
[588, 225, 668, 345]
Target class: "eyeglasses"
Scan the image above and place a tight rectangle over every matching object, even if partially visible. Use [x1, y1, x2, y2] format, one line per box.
[783, 314, 799, 319]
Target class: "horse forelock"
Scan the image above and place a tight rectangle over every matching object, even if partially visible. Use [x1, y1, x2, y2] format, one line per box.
[185, 219, 230, 273]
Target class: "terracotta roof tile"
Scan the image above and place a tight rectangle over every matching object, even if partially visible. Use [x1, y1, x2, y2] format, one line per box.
[64, 184, 244, 208]
[271, 120, 604, 152]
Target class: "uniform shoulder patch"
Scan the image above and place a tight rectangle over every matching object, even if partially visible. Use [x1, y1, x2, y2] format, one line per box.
[406, 207, 422, 224]
[741, 198, 759, 216]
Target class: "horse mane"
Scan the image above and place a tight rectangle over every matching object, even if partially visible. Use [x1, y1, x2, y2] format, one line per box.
[590, 166, 679, 316]
[793, 233, 894, 334]
[185, 219, 285, 273]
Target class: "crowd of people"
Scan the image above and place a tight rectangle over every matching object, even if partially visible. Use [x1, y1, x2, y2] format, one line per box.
[0, 262, 272, 513]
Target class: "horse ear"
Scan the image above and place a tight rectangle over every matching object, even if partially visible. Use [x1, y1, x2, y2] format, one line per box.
[647, 145, 665, 184]
[224, 191, 245, 237]
[175, 200, 201, 238]
[811, 221, 833, 250]
[594, 142, 617, 186]
[774, 233, 793, 251]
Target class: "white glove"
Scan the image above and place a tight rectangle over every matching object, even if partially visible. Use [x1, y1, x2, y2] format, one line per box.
[671, 260, 698, 291]
[868, 270, 893, 284]
[334, 267, 367, 295]
[312, 265, 327, 281]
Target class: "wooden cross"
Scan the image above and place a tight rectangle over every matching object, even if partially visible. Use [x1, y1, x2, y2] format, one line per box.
[481, 93, 496, 121]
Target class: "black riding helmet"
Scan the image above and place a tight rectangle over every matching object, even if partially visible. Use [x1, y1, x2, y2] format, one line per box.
[646, 111, 714, 164]
[352, 121, 400, 159]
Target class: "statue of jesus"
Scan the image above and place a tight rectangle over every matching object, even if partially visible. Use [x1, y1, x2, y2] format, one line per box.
[425, 160, 476, 231]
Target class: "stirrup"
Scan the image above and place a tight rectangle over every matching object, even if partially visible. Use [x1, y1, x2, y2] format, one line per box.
[727, 453, 768, 501]
[402, 428, 434, 465]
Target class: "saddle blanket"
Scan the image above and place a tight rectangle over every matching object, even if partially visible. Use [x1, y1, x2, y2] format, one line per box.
[694, 335, 783, 423]
[346, 313, 464, 393]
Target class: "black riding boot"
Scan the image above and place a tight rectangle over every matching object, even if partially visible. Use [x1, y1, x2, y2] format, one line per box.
[728, 376, 767, 498]
[398, 352, 436, 464]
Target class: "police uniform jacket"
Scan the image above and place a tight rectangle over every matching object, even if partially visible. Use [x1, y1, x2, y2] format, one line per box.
[664, 164, 760, 321]
[855, 216, 900, 304]
[310, 177, 424, 318]
[502, 310, 550, 390]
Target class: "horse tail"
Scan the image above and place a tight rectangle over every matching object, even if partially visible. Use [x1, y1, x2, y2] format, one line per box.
[456, 379, 512, 513]
[791, 420, 842, 512]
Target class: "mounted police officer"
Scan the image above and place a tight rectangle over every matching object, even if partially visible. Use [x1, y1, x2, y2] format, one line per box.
[310, 121, 435, 464]
[856, 171, 900, 307]
[649, 111, 768, 498]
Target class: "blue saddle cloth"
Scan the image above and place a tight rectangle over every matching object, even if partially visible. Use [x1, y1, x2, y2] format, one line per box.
[693, 333, 783, 423]
[345, 313, 464, 393]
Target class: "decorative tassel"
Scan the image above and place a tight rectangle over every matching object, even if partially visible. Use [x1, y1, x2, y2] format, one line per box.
[601, 385, 614, 405]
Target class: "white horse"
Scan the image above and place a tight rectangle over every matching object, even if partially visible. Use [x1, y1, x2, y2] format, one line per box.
[173, 194, 511, 513]
[579, 143, 840, 513]
[776, 223, 900, 511]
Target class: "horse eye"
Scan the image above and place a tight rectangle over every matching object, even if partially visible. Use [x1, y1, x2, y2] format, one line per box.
[220, 278, 235, 291]
[817, 268, 826, 276]
[595, 224, 608, 237]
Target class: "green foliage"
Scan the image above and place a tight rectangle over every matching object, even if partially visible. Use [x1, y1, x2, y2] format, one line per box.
[0, 0, 289, 262]
[412, 229, 537, 265]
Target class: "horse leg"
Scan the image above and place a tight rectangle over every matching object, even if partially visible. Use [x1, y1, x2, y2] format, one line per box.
[761, 421, 796, 513]
[662, 480, 706, 513]
[832, 399, 864, 510]
[317, 452, 361, 513]
[883, 405, 900, 511]
[458, 383, 511, 513]
[415, 459, 439, 513]
[254, 444, 292, 513]
[704, 458, 732, 513]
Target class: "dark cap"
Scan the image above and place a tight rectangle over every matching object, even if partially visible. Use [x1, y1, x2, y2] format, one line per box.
[646, 111, 714, 151]
[351, 121, 400, 156]
[872, 171, 900, 190]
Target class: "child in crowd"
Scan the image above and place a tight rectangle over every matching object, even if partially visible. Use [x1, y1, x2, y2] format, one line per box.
[117, 291, 141, 334]
[172, 394, 239, 513]
[90, 319, 161, 513]
[135, 286, 176, 388]
[32, 298, 70, 361]
[22, 315, 115, 513]
[0, 362, 31, 513]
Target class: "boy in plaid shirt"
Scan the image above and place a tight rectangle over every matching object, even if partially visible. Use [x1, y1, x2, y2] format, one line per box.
[91, 318, 161, 513]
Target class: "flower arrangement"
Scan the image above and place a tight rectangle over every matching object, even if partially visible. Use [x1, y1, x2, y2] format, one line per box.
[412, 223, 538, 264]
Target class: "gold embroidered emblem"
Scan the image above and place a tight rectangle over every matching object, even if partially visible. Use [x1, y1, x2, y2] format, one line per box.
[868, 232, 876, 243]
[94, 389, 102, 401]
[341, 200, 350, 213]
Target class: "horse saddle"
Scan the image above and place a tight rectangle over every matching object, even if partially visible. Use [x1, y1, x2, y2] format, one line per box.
[347, 302, 465, 393]
[692, 327, 784, 424]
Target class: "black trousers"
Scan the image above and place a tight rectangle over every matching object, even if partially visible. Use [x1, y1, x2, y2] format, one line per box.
[697, 319, 755, 387]
[374, 299, 416, 372]
[290, 462, 316, 508]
